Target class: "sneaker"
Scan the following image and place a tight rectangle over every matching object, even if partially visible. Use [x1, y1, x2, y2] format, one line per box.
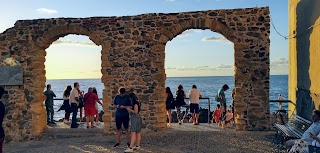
[127, 143, 130, 148]
[124, 148, 133, 152]
[133, 146, 140, 150]
[113, 143, 120, 148]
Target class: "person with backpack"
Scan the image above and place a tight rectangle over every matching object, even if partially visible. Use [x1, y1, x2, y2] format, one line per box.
[176, 85, 187, 125]
[215, 84, 229, 128]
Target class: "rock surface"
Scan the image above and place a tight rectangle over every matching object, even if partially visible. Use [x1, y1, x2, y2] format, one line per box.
[0, 7, 271, 142]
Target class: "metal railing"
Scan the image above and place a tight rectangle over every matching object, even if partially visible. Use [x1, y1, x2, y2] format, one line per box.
[184, 97, 211, 123]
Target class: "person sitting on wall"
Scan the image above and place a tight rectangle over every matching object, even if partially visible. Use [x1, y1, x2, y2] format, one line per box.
[44, 84, 56, 125]
[286, 110, 320, 149]
[0, 87, 6, 153]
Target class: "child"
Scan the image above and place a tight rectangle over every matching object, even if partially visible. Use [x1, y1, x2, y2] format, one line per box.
[225, 108, 234, 128]
[212, 104, 222, 125]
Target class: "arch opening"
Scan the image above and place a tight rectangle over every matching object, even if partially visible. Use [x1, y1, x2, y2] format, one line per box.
[164, 28, 235, 125]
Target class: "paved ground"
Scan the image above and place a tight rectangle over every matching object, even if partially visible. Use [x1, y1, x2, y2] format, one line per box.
[3, 123, 285, 153]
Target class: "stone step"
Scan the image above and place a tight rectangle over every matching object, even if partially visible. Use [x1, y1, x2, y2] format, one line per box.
[45, 127, 103, 133]
[40, 132, 103, 140]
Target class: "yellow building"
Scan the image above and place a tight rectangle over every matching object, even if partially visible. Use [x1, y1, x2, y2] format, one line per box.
[289, 0, 320, 120]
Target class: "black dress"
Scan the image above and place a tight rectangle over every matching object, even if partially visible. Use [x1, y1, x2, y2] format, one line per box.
[166, 93, 174, 110]
[0, 101, 5, 138]
[176, 90, 186, 107]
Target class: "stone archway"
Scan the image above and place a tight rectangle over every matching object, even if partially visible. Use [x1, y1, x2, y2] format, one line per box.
[153, 13, 270, 131]
[0, 7, 270, 142]
[28, 25, 113, 135]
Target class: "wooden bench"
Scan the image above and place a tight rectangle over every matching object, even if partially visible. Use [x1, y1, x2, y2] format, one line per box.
[274, 114, 312, 143]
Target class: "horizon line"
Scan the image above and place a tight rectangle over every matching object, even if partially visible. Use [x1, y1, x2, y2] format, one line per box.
[46, 74, 288, 80]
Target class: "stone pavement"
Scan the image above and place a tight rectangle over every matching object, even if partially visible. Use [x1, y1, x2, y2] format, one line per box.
[4, 123, 285, 153]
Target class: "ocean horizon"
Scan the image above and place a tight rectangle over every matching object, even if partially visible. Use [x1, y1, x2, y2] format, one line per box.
[46, 75, 288, 120]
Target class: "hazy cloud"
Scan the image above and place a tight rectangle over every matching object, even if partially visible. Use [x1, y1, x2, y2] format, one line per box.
[271, 58, 288, 67]
[52, 40, 97, 47]
[36, 8, 58, 14]
[166, 64, 233, 71]
[215, 64, 233, 70]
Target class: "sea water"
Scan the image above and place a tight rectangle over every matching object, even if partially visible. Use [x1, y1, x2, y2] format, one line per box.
[46, 75, 287, 120]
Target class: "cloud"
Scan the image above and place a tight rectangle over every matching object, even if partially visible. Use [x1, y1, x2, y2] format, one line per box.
[176, 29, 203, 38]
[166, 64, 233, 71]
[271, 58, 288, 67]
[201, 36, 232, 44]
[215, 64, 233, 70]
[202, 37, 226, 42]
[36, 8, 58, 14]
[52, 40, 97, 47]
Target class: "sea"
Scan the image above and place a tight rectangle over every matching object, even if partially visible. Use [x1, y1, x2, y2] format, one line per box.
[47, 75, 288, 120]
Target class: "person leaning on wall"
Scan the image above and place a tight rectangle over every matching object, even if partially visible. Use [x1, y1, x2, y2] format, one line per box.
[0, 87, 6, 153]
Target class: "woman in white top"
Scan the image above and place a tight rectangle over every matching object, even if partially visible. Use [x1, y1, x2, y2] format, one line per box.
[61, 85, 72, 123]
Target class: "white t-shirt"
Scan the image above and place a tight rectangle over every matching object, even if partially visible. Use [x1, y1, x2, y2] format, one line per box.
[69, 88, 79, 105]
[188, 88, 201, 104]
[63, 94, 69, 100]
[312, 133, 320, 147]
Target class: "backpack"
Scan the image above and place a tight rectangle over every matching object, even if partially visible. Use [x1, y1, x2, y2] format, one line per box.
[214, 90, 220, 102]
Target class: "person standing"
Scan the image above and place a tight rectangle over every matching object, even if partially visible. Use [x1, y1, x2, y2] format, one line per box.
[188, 85, 202, 125]
[217, 84, 229, 128]
[69, 82, 80, 128]
[124, 93, 142, 152]
[278, 94, 283, 110]
[0, 87, 6, 153]
[78, 90, 84, 122]
[62, 85, 72, 123]
[44, 84, 56, 124]
[92, 87, 102, 124]
[83, 87, 102, 128]
[166, 87, 174, 126]
[113, 87, 131, 148]
[176, 85, 186, 125]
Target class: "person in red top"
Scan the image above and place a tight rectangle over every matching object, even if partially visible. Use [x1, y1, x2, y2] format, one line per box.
[84, 87, 102, 128]
[212, 104, 222, 125]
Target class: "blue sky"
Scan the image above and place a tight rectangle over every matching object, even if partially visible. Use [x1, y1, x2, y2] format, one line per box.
[0, 0, 289, 78]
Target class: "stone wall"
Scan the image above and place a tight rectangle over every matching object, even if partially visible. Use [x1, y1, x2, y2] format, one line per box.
[0, 7, 270, 142]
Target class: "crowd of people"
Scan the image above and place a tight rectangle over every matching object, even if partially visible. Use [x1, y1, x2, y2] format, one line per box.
[44, 83, 103, 128]
[165, 84, 235, 128]
[44, 84, 142, 152]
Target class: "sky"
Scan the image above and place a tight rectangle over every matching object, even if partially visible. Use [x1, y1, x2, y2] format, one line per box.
[0, 0, 289, 79]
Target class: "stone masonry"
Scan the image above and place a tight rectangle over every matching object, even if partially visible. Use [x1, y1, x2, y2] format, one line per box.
[0, 7, 270, 142]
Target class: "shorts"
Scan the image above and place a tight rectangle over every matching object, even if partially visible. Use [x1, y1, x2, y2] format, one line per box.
[84, 106, 97, 116]
[116, 115, 129, 129]
[190, 103, 199, 113]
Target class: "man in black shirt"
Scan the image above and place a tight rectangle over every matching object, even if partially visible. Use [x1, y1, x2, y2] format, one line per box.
[44, 84, 56, 124]
[0, 87, 6, 153]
